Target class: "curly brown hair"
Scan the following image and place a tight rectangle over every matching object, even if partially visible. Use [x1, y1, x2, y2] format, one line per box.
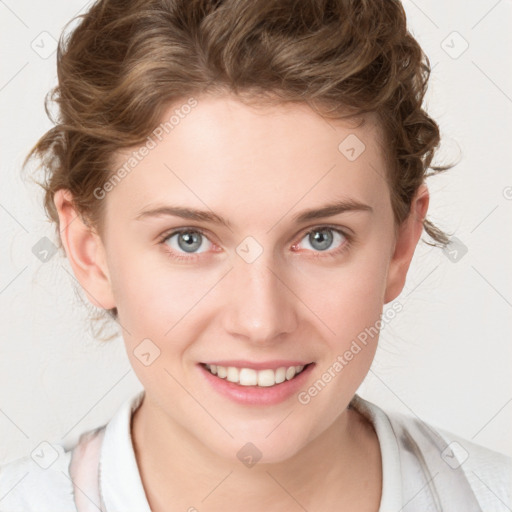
[23, 0, 454, 335]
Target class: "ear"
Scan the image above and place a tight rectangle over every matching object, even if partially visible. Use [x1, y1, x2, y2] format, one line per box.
[53, 189, 116, 310]
[384, 184, 429, 303]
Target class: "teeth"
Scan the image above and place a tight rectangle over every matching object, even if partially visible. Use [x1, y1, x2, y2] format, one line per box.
[275, 367, 286, 384]
[226, 366, 239, 383]
[257, 369, 275, 387]
[285, 366, 296, 380]
[240, 368, 258, 386]
[204, 364, 307, 387]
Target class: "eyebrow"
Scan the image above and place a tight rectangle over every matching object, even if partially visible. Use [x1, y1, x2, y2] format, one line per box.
[134, 198, 373, 228]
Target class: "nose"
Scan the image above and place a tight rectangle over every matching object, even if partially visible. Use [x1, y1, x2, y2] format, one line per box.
[221, 251, 298, 346]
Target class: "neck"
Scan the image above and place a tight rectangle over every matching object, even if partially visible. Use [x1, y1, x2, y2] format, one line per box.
[131, 396, 382, 512]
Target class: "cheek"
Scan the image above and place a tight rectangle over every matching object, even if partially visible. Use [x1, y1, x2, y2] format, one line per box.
[106, 243, 184, 336]
[299, 246, 392, 397]
[108, 257, 196, 388]
[318, 278, 386, 375]
[300, 249, 390, 337]
[109, 248, 220, 359]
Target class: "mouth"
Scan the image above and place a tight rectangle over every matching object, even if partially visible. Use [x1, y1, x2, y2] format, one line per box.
[200, 362, 313, 388]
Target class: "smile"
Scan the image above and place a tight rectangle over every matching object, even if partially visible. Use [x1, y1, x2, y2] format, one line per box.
[202, 363, 310, 387]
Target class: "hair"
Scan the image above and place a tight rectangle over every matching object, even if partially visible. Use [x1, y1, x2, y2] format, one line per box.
[23, 0, 455, 338]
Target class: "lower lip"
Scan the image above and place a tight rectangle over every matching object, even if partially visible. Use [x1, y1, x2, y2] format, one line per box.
[197, 363, 315, 406]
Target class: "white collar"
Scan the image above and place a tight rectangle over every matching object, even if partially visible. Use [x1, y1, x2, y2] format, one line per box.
[350, 394, 403, 510]
[99, 389, 150, 511]
[96, 391, 401, 511]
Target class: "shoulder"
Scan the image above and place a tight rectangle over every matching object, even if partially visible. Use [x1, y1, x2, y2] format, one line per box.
[0, 443, 77, 512]
[433, 423, 512, 508]
[380, 402, 512, 509]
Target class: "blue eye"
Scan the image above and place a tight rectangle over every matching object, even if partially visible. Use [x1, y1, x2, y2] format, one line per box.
[302, 228, 343, 251]
[162, 229, 212, 256]
[158, 225, 351, 262]
[292, 226, 350, 258]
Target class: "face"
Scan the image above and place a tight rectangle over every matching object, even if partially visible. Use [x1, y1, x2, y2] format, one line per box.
[61, 93, 423, 464]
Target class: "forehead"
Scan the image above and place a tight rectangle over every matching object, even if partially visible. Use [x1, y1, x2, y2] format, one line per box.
[107, 94, 390, 224]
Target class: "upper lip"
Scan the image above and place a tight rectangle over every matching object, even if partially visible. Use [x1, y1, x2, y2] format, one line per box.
[201, 360, 313, 371]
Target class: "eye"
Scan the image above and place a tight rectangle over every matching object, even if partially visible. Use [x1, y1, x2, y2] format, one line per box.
[292, 226, 350, 258]
[161, 229, 213, 258]
[158, 225, 351, 262]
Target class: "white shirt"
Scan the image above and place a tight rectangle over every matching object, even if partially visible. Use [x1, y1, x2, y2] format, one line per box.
[1, 390, 510, 511]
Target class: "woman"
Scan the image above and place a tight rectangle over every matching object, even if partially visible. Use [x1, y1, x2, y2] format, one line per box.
[1, 0, 510, 510]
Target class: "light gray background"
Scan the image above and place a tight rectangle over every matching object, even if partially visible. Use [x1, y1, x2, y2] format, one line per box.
[1, 0, 511, 463]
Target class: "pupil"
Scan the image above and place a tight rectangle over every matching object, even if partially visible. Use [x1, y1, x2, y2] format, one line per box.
[311, 229, 332, 251]
[178, 232, 201, 253]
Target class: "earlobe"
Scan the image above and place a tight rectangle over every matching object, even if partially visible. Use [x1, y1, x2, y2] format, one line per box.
[384, 184, 430, 304]
[53, 189, 116, 310]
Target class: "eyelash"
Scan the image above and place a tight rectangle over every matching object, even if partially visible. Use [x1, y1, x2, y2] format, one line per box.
[157, 225, 353, 262]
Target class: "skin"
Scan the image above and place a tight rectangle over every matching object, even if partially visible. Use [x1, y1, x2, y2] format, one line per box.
[54, 93, 429, 511]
